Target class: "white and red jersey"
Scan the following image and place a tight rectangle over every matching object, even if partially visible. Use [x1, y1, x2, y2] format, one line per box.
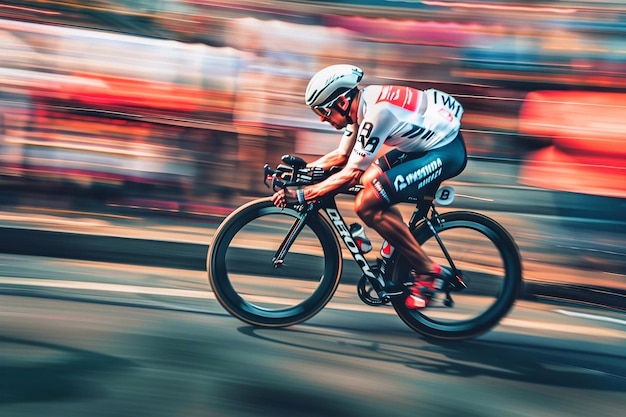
[338, 85, 464, 171]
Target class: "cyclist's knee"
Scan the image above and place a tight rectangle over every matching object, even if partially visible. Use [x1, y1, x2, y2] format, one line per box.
[360, 165, 381, 186]
[355, 187, 384, 227]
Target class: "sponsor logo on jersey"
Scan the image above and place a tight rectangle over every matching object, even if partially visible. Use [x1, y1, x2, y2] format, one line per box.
[376, 86, 419, 112]
[432, 90, 463, 118]
[353, 148, 368, 157]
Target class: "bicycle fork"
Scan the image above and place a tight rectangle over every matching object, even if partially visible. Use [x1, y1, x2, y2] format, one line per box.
[271, 209, 310, 267]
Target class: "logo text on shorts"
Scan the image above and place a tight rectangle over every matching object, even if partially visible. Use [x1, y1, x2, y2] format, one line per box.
[393, 158, 443, 192]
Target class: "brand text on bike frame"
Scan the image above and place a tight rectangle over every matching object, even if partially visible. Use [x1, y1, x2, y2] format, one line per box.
[326, 207, 387, 289]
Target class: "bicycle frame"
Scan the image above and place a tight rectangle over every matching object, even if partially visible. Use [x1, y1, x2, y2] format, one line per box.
[265, 161, 464, 303]
[270, 186, 460, 304]
[209, 161, 521, 338]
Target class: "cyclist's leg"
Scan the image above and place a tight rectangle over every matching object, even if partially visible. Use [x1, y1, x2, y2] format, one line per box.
[355, 182, 433, 273]
[355, 132, 467, 274]
[356, 134, 466, 307]
[357, 148, 411, 249]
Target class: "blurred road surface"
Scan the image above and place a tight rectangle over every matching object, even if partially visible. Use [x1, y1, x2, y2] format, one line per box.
[0, 193, 623, 309]
[0, 254, 625, 417]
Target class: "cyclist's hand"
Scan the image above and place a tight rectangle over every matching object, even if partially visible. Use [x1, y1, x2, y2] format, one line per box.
[271, 188, 298, 208]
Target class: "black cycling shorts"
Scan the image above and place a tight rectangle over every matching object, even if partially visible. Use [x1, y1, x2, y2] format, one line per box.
[370, 131, 467, 205]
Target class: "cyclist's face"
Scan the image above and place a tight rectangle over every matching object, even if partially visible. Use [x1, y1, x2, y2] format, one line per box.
[321, 108, 347, 129]
[315, 97, 350, 129]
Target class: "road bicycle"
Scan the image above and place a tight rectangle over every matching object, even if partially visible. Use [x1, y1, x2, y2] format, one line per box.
[207, 155, 523, 340]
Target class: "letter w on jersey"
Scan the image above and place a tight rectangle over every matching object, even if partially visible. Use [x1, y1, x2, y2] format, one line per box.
[431, 90, 463, 119]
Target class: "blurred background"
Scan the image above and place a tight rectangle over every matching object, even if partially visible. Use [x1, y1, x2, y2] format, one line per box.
[0, 0, 624, 295]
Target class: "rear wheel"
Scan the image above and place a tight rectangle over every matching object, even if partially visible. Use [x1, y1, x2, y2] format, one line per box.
[207, 198, 343, 327]
[391, 211, 522, 340]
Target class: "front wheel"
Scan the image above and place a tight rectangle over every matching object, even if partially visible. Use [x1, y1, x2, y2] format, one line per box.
[207, 198, 343, 327]
[391, 211, 522, 340]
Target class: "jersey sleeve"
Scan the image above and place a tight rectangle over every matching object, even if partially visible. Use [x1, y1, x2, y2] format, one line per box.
[345, 106, 396, 171]
[337, 125, 357, 156]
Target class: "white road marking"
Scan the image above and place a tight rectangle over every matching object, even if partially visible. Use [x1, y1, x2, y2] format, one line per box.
[502, 318, 622, 338]
[0, 213, 104, 228]
[554, 309, 626, 326]
[1, 277, 624, 338]
[0, 277, 214, 299]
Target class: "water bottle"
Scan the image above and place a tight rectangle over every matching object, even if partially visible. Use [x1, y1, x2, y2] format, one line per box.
[379, 240, 394, 259]
[349, 223, 372, 254]
[376, 240, 395, 279]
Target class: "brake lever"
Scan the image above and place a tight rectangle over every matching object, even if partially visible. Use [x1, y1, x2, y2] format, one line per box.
[263, 164, 275, 189]
[263, 163, 301, 192]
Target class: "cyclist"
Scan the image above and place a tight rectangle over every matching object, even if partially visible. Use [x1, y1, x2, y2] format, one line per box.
[271, 64, 467, 309]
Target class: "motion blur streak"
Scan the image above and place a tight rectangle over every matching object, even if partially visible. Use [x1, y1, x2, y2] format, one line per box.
[422, 1, 577, 14]
[0, 2, 623, 304]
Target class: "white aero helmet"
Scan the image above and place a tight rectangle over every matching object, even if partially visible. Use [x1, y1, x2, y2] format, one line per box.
[305, 64, 364, 108]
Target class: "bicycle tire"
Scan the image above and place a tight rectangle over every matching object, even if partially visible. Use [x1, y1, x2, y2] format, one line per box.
[207, 198, 343, 327]
[391, 210, 522, 340]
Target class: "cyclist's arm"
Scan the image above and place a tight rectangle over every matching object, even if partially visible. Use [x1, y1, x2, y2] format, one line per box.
[301, 124, 361, 199]
[302, 111, 391, 201]
[301, 166, 363, 202]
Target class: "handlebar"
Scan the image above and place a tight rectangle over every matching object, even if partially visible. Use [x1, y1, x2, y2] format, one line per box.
[264, 163, 299, 191]
[263, 162, 362, 195]
[263, 154, 316, 191]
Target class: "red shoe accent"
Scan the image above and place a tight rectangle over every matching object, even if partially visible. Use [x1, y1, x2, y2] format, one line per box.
[405, 286, 430, 309]
[405, 263, 441, 309]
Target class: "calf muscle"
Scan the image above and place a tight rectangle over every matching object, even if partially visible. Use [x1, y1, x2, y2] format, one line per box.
[356, 186, 434, 273]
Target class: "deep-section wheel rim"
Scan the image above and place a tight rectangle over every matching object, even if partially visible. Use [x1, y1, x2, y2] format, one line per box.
[208, 199, 342, 327]
[392, 211, 522, 340]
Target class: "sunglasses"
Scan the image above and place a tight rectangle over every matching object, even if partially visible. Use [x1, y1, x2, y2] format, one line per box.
[311, 97, 341, 119]
[312, 104, 332, 119]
